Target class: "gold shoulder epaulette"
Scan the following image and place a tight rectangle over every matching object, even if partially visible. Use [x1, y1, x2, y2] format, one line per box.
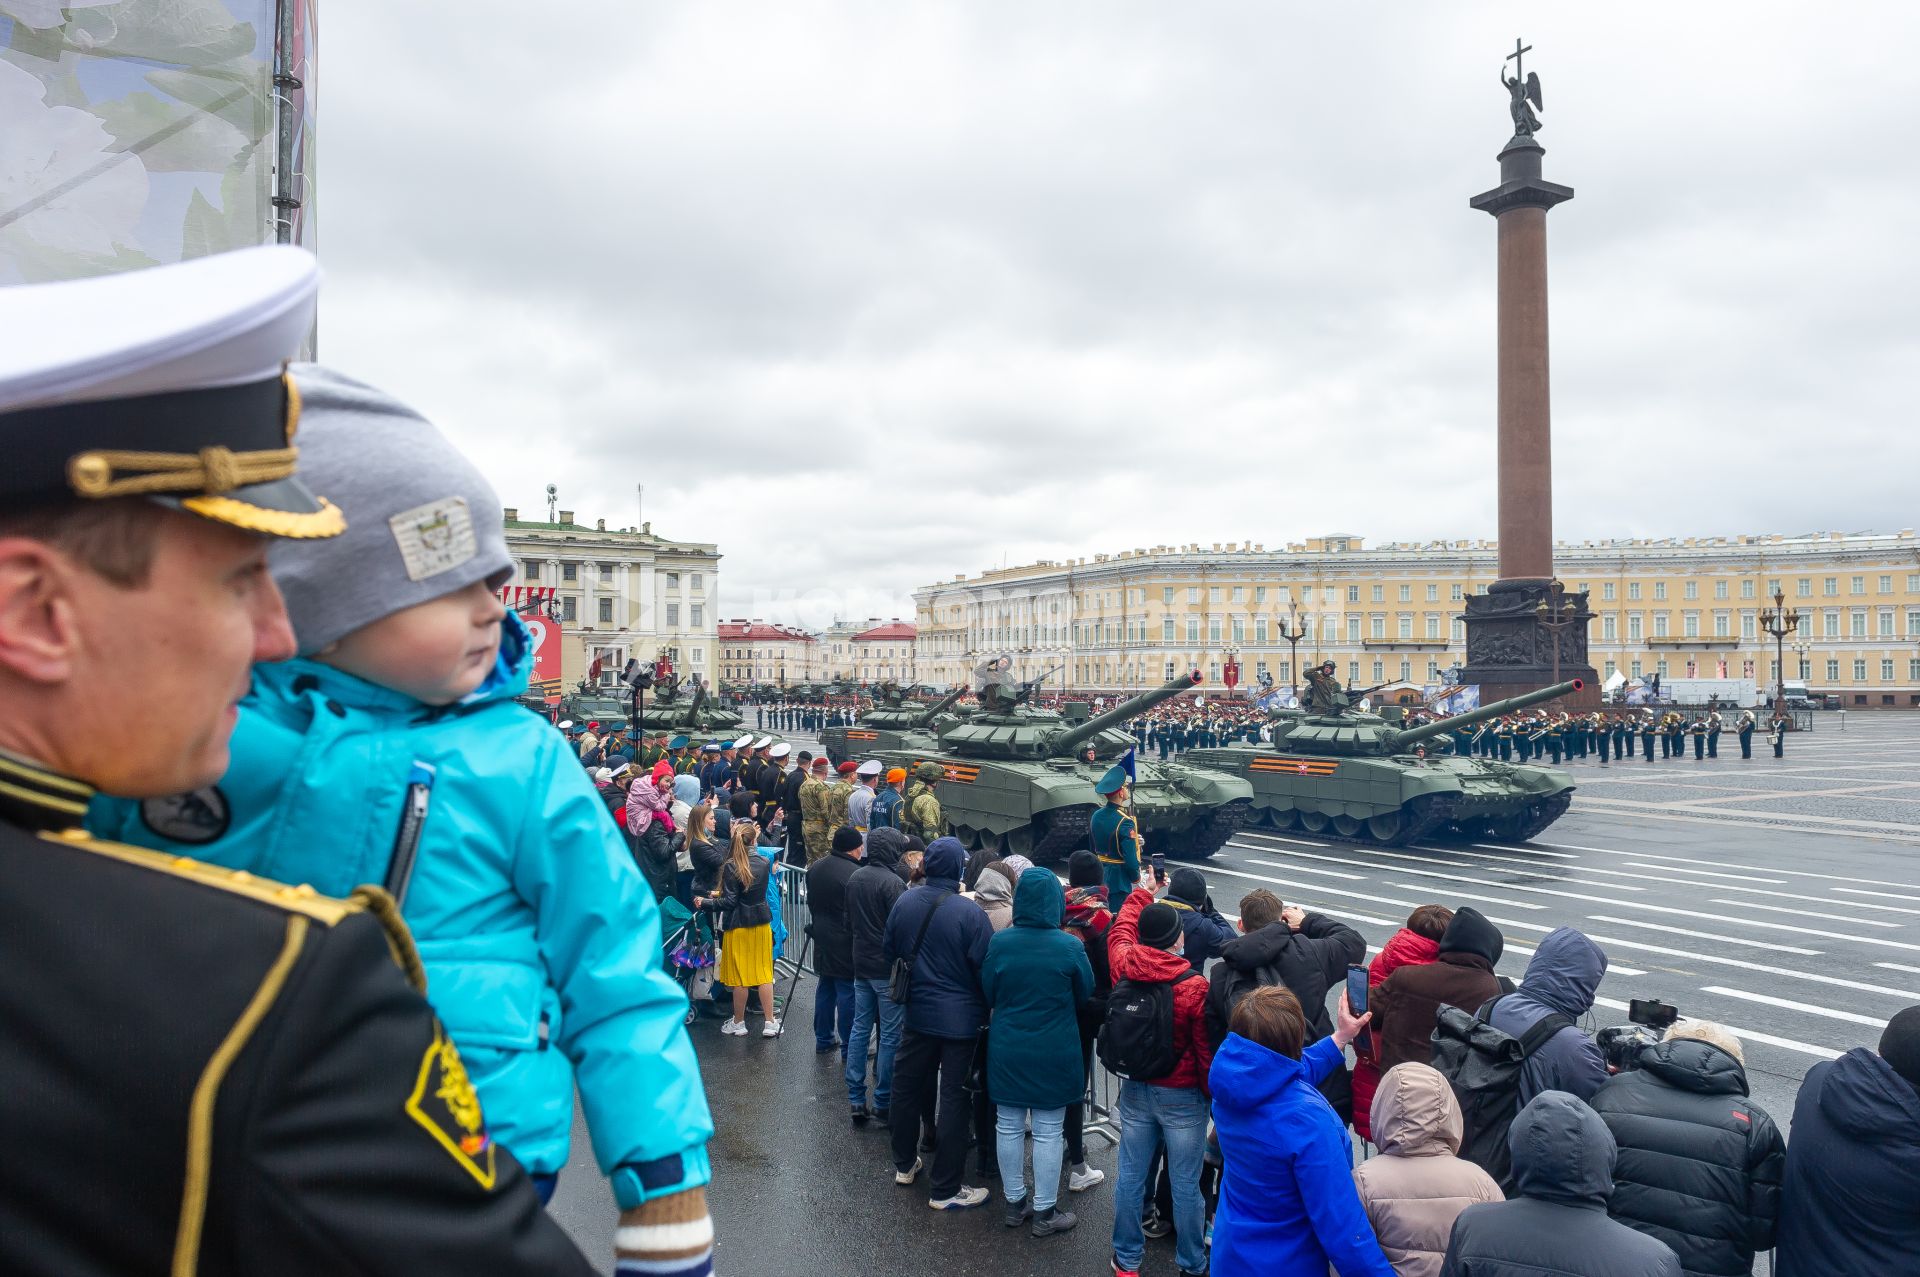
[38, 827, 360, 926]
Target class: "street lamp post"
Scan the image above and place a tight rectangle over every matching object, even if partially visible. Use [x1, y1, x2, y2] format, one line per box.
[1759, 588, 1802, 717]
[1535, 579, 1578, 694]
[1223, 642, 1241, 700]
[1279, 604, 1309, 701]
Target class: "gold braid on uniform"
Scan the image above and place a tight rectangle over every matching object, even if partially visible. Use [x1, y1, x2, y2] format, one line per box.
[349, 886, 428, 993]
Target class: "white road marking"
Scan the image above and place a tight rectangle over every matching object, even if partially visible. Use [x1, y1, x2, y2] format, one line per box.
[1546, 843, 1917, 888]
[1707, 898, 1901, 928]
[1587, 915, 1821, 955]
[1430, 845, 1792, 890]
[1588, 935, 1920, 1001]
[1700, 986, 1891, 1030]
[1465, 842, 1581, 860]
[1252, 847, 1648, 906]
[1875, 962, 1920, 975]
[1590, 996, 1840, 1060]
[1602, 901, 1920, 947]
[1234, 831, 1337, 850]
[1219, 847, 1367, 879]
[1834, 887, 1920, 904]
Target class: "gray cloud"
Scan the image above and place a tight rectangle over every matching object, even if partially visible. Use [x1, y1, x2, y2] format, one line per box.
[314, 3, 1920, 625]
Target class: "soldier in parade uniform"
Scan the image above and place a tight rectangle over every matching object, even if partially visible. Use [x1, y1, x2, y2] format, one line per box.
[1737, 709, 1757, 759]
[1769, 714, 1788, 758]
[0, 250, 598, 1276]
[1690, 715, 1708, 760]
[1641, 713, 1658, 762]
[1707, 710, 1723, 758]
[1088, 764, 1143, 902]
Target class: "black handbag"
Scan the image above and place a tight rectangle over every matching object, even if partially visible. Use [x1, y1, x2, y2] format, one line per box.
[888, 892, 952, 1004]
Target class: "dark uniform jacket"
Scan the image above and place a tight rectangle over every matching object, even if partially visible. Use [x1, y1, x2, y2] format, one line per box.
[1589, 1038, 1785, 1276]
[0, 753, 589, 1277]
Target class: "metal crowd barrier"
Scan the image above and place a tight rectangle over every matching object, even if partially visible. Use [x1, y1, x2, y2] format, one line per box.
[773, 862, 813, 979]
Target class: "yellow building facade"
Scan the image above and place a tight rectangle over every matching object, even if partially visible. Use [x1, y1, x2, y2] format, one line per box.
[912, 530, 1920, 707]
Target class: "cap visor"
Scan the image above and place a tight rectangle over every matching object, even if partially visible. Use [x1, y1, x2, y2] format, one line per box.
[163, 475, 344, 540]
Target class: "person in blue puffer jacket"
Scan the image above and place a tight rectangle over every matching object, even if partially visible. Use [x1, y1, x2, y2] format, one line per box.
[89, 365, 716, 1277]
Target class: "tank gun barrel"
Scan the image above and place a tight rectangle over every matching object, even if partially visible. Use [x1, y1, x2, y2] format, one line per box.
[1054, 670, 1202, 756]
[1389, 679, 1584, 750]
[676, 682, 709, 728]
[912, 684, 968, 727]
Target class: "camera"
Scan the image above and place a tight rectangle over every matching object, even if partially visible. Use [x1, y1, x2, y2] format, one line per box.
[1596, 998, 1680, 1073]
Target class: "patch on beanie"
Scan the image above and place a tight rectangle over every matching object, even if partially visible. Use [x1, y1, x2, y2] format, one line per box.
[389, 496, 477, 581]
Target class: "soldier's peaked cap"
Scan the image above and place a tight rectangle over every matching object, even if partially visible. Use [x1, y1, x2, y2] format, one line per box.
[668, 735, 690, 749]
[1095, 764, 1129, 795]
[0, 246, 342, 539]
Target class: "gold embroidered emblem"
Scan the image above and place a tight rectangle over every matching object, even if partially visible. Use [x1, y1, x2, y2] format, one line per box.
[405, 1026, 497, 1188]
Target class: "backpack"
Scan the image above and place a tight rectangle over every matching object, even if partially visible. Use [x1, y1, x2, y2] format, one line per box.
[1098, 970, 1205, 1081]
[1429, 995, 1572, 1192]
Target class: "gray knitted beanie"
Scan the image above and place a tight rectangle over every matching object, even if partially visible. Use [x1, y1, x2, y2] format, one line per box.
[272, 363, 513, 655]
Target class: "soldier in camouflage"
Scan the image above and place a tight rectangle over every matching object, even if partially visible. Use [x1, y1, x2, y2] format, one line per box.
[903, 761, 947, 842]
[799, 756, 833, 864]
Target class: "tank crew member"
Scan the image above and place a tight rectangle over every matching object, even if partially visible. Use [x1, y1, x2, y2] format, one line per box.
[1089, 764, 1143, 903]
[0, 249, 594, 1274]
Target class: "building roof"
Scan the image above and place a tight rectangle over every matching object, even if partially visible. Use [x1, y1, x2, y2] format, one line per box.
[719, 620, 817, 643]
[852, 621, 917, 642]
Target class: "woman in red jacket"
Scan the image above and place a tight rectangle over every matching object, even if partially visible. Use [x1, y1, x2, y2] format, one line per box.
[1350, 904, 1451, 1145]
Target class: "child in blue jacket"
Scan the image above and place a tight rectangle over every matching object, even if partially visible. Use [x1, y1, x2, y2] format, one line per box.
[91, 365, 715, 1277]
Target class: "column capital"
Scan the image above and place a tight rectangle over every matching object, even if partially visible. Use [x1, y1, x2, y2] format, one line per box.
[1470, 136, 1574, 217]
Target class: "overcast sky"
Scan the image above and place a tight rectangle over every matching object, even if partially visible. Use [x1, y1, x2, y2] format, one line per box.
[316, 3, 1920, 629]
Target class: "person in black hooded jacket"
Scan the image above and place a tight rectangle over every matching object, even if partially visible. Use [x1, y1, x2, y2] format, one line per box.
[1775, 1005, 1920, 1276]
[805, 827, 864, 1056]
[1588, 1021, 1784, 1277]
[1441, 1091, 1681, 1277]
[1164, 866, 1238, 972]
[844, 827, 911, 1124]
[1204, 887, 1365, 1123]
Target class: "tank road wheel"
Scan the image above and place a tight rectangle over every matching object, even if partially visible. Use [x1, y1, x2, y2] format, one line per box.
[1297, 810, 1331, 835]
[1001, 826, 1035, 860]
[1331, 814, 1362, 838]
[1263, 806, 1298, 831]
[952, 824, 983, 851]
[1167, 797, 1254, 861]
[1365, 810, 1404, 844]
[1513, 792, 1574, 842]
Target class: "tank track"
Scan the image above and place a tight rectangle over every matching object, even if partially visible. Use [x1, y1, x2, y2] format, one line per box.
[1031, 805, 1094, 864]
[1168, 798, 1255, 860]
[1258, 793, 1462, 851]
[1511, 790, 1573, 841]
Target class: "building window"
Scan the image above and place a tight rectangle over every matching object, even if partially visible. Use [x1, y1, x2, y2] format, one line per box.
[1824, 613, 1839, 638]
[1909, 611, 1920, 636]
[1910, 659, 1920, 681]
[1653, 581, 1667, 601]
[1255, 616, 1269, 643]
[1880, 574, 1894, 593]
[1186, 619, 1200, 644]
[1602, 582, 1615, 601]
[1231, 617, 1245, 643]
[1713, 580, 1727, 599]
[1209, 620, 1222, 644]
[1853, 659, 1868, 681]
[1451, 618, 1464, 643]
[1657, 660, 1670, 677]
[1851, 613, 1866, 638]
[1398, 584, 1411, 602]
[1880, 612, 1896, 637]
[1426, 614, 1441, 639]
[1347, 585, 1361, 603]
[1653, 614, 1669, 637]
[1882, 659, 1896, 681]
[690, 573, 703, 591]
[1742, 614, 1756, 640]
[691, 649, 702, 665]
[1683, 581, 1697, 600]
[562, 562, 577, 582]
[1824, 577, 1839, 596]
[1187, 587, 1200, 604]
[1425, 584, 1438, 601]
[1630, 660, 1642, 679]
[1602, 615, 1617, 641]
[1371, 585, 1384, 603]
[561, 596, 577, 622]
[600, 563, 613, 581]
[1826, 659, 1841, 681]
[1230, 586, 1244, 602]
[524, 560, 541, 581]
[1254, 587, 1267, 603]
[1742, 580, 1755, 599]
[1682, 614, 1697, 637]
[1370, 616, 1386, 639]
[1714, 614, 1729, 637]
[1850, 576, 1865, 595]
[1163, 618, 1176, 641]
[1162, 587, 1175, 604]
[1909, 574, 1920, 593]
[598, 598, 613, 623]
[1398, 615, 1413, 639]
[1451, 584, 1464, 601]
[666, 572, 680, 590]
[691, 605, 703, 627]
[1348, 616, 1362, 643]
[666, 604, 680, 627]
[1628, 582, 1641, 600]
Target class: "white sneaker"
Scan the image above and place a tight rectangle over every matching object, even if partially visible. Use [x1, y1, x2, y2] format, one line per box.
[1068, 1165, 1106, 1192]
[929, 1185, 990, 1210]
[762, 1017, 782, 1038]
[894, 1157, 924, 1185]
[720, 1019, 748, 1037]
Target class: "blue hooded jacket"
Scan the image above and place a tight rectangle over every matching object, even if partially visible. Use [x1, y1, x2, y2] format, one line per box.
[1208, 1032, 1395, 1276]
[1488, 927, 1610, 1105]
[882, 837, 993, 1040]
[90, 614, 714, 1201]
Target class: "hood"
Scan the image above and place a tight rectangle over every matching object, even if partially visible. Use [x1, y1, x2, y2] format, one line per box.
[864, 826, 908, 869]
[1013, 867, 1065, 928]
[1516, 927, 1607, 1017]
[249, 610, 534, 720]
[1219, 921, 1296, 973]
[1376, 926, 1441, 980]
[1209, 1032, 1307, 1115]
[972, 865, 1013, 908]
[456, 611, 535, 708]
[1167, 867, 1208, 907]
[1640, 1036, 1749, 1097]
[1438, 906, 1504, 965]
[1372, 1062, 1464, 1157]
[1818, 1046, 1920, 1140]
[1510, 1091, 1615, 1206]
[925, 836, 967, 882]
[673, 775, 701, 809]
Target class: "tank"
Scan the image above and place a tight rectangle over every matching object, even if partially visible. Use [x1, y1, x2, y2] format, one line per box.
[631, 682, 754, 741]
[1181, 680, 1584, 845]
[864, 671, 1255, 865]
[821, 685, 969, 766]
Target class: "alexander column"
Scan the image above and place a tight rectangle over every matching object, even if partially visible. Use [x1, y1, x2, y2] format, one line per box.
[1458, 38, 1597, 707]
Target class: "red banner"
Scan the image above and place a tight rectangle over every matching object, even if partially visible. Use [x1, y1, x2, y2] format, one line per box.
[521, 611, 564, 703]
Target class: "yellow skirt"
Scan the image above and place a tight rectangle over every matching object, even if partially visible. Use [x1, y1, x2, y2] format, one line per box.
[717, 924, 774, 988]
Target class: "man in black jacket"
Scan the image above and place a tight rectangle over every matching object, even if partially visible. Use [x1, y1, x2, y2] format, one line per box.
[778, 749, 812, 865]
[1203, 888, 1365, 1122]
[806, 827, 864, 1059]
[1441, 1091, 1682, 1277]
[1588, 1021, 1784, 1277]
[1164, 866, 1238, 972]
[845, 827, 910, 1123]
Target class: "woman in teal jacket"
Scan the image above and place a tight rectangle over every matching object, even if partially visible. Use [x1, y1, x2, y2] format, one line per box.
[90, 613, 714, 1209]
[980, 868, 1095, 1234]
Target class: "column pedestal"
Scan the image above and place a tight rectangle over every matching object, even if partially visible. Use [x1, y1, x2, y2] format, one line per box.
[1459, 580, 1597, 707]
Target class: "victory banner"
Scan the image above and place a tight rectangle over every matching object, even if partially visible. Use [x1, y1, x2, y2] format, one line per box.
[521, 611, 564, 704]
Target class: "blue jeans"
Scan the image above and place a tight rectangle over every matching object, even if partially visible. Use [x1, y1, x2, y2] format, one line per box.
[846, 977, 903, 1110]
[997, 1103, 1067, 1212]
[814, 975, 855, 1051]
[1111, 1081, 1209, 1275]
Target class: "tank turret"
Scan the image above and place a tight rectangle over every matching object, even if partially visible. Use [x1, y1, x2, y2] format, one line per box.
[1271, 679, 1583, 758]
[939, 671, 1201, 760]
[675, 682, 709, 728]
